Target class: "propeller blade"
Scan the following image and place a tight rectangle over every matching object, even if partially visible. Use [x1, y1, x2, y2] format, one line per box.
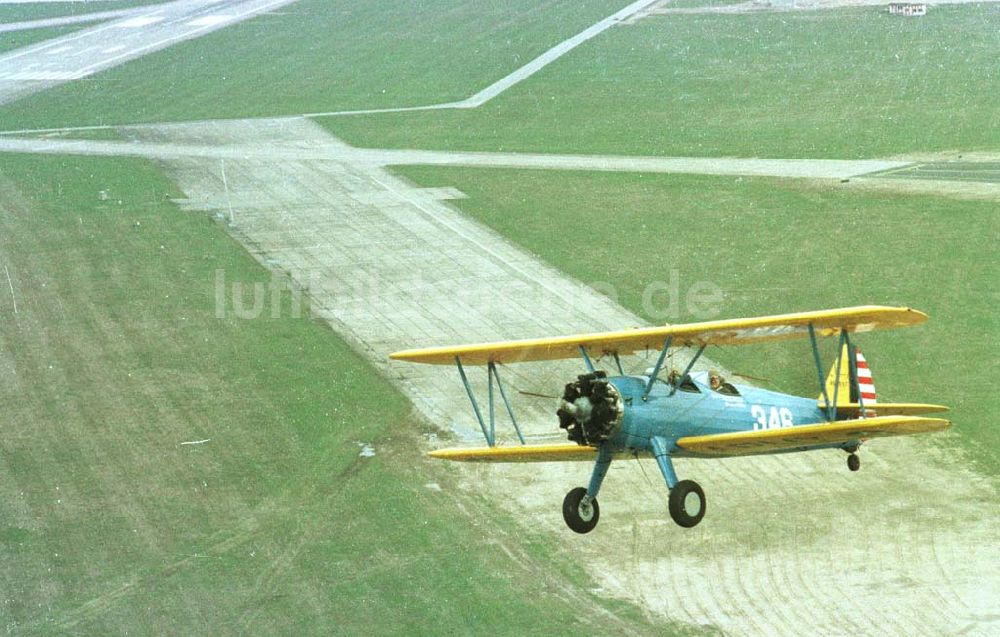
[518, 389, 560, 400]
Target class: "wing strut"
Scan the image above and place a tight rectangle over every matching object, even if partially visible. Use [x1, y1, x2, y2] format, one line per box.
[579, 345, 596, 373]
[667, 343, 707, 397]
[490, 362, 526, 445]
[456, 356, 492, 445]
[612, 352, 625, 375]
[642, 336, 673, 400]
[808, 323, 833, 420]
[829, 330, 848, 420]
[844, 331, 867, 418]
[454, 356, 526, 447]
[809, 326, 867, 422]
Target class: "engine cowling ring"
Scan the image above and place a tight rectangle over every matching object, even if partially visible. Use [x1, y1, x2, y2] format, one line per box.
[557, 371, 623, 446]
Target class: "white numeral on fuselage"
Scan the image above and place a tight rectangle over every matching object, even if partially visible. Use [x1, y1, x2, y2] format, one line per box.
[750, 405, 794, 431]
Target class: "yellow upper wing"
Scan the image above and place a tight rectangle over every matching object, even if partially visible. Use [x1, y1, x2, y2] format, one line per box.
[676, 415, 950, 457]
[390, 305, 927, 365]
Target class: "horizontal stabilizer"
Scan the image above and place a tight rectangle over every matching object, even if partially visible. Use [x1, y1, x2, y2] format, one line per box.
[829, 403, 949, 417]
[391, 306, 927, 365]
[429, 443, 598, 463]
[676, 415, 950, 457]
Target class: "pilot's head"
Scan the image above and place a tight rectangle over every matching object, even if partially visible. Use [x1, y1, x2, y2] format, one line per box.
[708, 369, 721, 389]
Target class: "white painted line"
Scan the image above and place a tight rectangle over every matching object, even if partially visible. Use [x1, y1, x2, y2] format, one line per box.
[186, 15, 231, 27]
[115, 16, 165, 28]
[7, 71, 80, 81]
[4, 265, 16, 315]
[102, 45, 127, 54]
[44, 45, 73, 56]
[68, 46, 95, 58]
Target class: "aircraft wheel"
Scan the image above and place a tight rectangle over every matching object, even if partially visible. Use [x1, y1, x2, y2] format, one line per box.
[668, 480, 706, 528]
[847, 453, 861, 472]
[563, 487, 599, 534]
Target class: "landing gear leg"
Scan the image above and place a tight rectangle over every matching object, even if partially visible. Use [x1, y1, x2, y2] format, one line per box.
[651, 436, 706, 528]
[562, 443, 612, 534]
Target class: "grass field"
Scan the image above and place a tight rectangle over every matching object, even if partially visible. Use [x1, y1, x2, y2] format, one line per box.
[0, 154, 683, 634]
[324, 4, 1000, 159]
[0, 0, 631, 130]
[391, 165, 1000, 475]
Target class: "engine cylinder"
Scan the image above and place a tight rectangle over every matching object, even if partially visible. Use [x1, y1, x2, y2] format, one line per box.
[557, 371, 623, 445]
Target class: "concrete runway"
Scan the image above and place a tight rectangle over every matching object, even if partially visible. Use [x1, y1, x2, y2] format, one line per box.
[0, 0, 299, 104]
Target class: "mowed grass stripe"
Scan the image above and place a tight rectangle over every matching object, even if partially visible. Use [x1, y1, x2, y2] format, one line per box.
[0, 154, 682, 634]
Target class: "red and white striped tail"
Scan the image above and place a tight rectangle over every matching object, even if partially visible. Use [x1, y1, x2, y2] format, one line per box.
[855, 348, 877, 416]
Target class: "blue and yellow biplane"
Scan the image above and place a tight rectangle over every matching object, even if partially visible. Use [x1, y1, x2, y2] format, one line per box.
[391, 306, 949, 532]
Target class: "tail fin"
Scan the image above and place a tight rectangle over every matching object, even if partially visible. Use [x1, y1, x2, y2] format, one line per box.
[820, 344, 877, 415]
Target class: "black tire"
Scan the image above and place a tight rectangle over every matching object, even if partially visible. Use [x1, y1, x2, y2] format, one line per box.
[562, 487, 599, 534]
[668, 480, 706, 528]
[848, 453, 861, 472]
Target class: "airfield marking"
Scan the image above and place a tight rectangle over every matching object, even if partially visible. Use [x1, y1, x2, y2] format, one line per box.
[114, 16, 166, 29]
[3, 264, 16, 315]
[186, 15, 232, 27]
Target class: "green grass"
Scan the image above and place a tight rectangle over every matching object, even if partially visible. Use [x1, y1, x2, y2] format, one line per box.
[0, 0, 632, 130]
[0, 1, 168, 23]
[0, 154, 689, 634]
[323, 4, 1000, 159]
[391, 165, 1000, 475]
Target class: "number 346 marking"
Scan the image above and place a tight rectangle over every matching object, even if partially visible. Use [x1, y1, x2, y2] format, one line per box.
[750, 405, 794, 431]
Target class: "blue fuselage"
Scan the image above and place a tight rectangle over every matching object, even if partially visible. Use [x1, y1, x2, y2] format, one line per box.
[608, 372, 842, 458]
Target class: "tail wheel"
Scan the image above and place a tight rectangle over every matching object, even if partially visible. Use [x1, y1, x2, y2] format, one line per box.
[562, 487, 599, 534]
[668, 480, 706, 528]
[847, 453, 861, 472]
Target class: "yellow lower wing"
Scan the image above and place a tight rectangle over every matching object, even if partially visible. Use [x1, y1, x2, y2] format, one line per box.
[829, 403, 949, 417]
[429, 443, 598, 463]
[677, 415, 951, 457]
